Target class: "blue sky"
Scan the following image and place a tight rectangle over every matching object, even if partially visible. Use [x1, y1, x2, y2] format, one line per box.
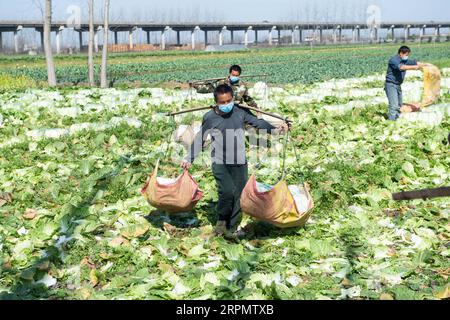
[0, 0, 449, 23]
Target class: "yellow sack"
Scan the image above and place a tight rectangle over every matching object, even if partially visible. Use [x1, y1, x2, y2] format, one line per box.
[421, 63, 441, 107]
[141, 160, 203, 214]
[240, 175, 314, 228]
[174, 123, 201, 150]
[174, 122, 211, 150]
[402, 63, 441, 112]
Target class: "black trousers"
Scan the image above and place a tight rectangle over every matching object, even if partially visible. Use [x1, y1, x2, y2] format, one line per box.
[212, 164, 249, 231]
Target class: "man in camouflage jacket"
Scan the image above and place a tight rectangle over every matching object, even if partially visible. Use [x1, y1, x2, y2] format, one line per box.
[192, 65, 258, 109]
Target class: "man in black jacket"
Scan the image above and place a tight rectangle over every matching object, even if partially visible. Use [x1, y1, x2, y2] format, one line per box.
[181, 84, 289, 237]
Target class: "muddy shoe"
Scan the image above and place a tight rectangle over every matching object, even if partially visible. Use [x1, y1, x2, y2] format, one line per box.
[223, 230, 240, 243]
[232, 229, 248, 240]
[232, 224, 255, 240]
[214, 221, 227, 236]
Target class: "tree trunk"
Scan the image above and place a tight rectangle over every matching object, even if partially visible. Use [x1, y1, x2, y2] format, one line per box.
[44, 0, 56, 86]
[100, 0, 110, 88]
[88, 0, 95, 86]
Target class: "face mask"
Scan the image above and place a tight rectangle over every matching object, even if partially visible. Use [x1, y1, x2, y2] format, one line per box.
[218, 101, 234, 114]
[229, 76, 240, 84]
[401, 56, 409, 61]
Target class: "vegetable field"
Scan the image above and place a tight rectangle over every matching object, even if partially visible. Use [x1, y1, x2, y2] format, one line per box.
[0, 52, 449, 300]
[1, 42, 450, 87]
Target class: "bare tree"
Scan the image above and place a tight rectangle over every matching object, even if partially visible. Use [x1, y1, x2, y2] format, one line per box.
[312, 1, 319, 23]
[338, 2, 348, 22]
[287, 0, 297, 23]
[323, 0, 330, 23]
[100, 0, 110, 88]
[175, 7, 182, 23]
[329, 0, 337, 22]
[131, 7, 143, 23]
[304, 1, 311, 24]
[44, 0, 56, 86]
[150, 7, 161, 22]
[187, 5, 200, 22]
[31, 0, 44, 19]
[295, 0, 303, 22]
[88, 0, 95, 86]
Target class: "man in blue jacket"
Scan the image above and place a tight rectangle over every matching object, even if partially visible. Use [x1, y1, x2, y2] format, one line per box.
[385, 46, 424, 121]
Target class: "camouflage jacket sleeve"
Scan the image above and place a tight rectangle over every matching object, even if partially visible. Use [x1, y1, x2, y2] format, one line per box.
[192, 83, 215, 94]
[235, 81, 258, 108]
[193, 79, 227, 94]
[242, 93, 258, 108]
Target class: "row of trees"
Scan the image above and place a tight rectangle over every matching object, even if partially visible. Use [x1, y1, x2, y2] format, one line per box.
[44, 0, 110, 88]
[287, 0, 373, 24]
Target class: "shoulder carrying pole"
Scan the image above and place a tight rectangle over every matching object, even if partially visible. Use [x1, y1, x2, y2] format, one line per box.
[238, 104, 292, 123]
[167, 104, 291, 123]
[189, 74, 269, 85]
[167, 106, 213, 116]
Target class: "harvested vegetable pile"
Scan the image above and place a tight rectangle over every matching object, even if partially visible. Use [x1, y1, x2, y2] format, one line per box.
[0, 69, 449, 300]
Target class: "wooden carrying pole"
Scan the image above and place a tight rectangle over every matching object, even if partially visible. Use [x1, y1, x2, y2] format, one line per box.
[392, 186, 450, 201]
[167, 104, 292, 123]
[190, 74, 269, 85]
[168, 105, 212, 116]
